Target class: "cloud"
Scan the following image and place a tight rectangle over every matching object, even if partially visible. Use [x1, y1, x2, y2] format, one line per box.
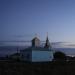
[41, 42, 69, 48]
[51, 42, 67, 45]
[66, 44, 75, 48]
[0, 42, 5, 46]
[51, 42, 75, 48]
[1, 40, 75, 48]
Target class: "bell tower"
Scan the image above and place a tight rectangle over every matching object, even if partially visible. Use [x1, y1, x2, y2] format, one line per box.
[44, 33, 51, 48]
[32, 34, 40, 47]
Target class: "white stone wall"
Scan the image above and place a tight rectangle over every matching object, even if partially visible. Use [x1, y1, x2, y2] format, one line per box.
[32, 51, 53, 62]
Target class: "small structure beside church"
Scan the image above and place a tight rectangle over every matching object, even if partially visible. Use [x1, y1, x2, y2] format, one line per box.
[20, 35, 54, 62]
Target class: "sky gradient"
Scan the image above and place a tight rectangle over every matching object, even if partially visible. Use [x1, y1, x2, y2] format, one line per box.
[0, 0, 75, 46]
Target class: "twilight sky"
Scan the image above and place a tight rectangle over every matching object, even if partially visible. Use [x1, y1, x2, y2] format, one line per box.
[0, 0, 75, 46]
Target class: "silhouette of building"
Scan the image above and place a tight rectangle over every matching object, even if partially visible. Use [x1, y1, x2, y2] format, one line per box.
[20, 35, 53, 62]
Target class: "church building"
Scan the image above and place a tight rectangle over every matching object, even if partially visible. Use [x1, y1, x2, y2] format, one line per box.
[20, 35, 54, 62]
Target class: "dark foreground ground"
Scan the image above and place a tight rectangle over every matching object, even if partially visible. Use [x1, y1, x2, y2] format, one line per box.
[0, 61, 75, 75]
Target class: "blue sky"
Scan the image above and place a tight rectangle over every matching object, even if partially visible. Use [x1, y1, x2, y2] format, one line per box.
[0, 0, 75, 46]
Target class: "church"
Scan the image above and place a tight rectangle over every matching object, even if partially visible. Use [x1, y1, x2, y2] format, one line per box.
[20, 35, 54, 62]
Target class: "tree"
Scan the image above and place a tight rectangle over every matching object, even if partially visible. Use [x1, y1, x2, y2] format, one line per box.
[53, 51, 66, 61]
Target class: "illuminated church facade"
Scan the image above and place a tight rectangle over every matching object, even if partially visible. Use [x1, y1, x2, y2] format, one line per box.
[20, 35, 54, 62]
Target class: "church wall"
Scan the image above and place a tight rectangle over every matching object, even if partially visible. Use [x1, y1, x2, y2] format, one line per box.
[32, 51, 53, 62]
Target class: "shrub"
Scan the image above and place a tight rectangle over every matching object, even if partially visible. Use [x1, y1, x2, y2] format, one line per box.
[53, 51, 66, 61]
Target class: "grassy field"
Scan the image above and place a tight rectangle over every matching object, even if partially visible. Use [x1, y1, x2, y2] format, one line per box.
[0, 61, 75, 75]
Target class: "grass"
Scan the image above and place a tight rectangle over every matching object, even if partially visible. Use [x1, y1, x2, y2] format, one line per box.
[0, 61, 75, 75]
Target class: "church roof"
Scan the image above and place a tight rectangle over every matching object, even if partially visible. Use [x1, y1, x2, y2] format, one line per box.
[21, 46, 52, 51]
[21, 34, 52, 52]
